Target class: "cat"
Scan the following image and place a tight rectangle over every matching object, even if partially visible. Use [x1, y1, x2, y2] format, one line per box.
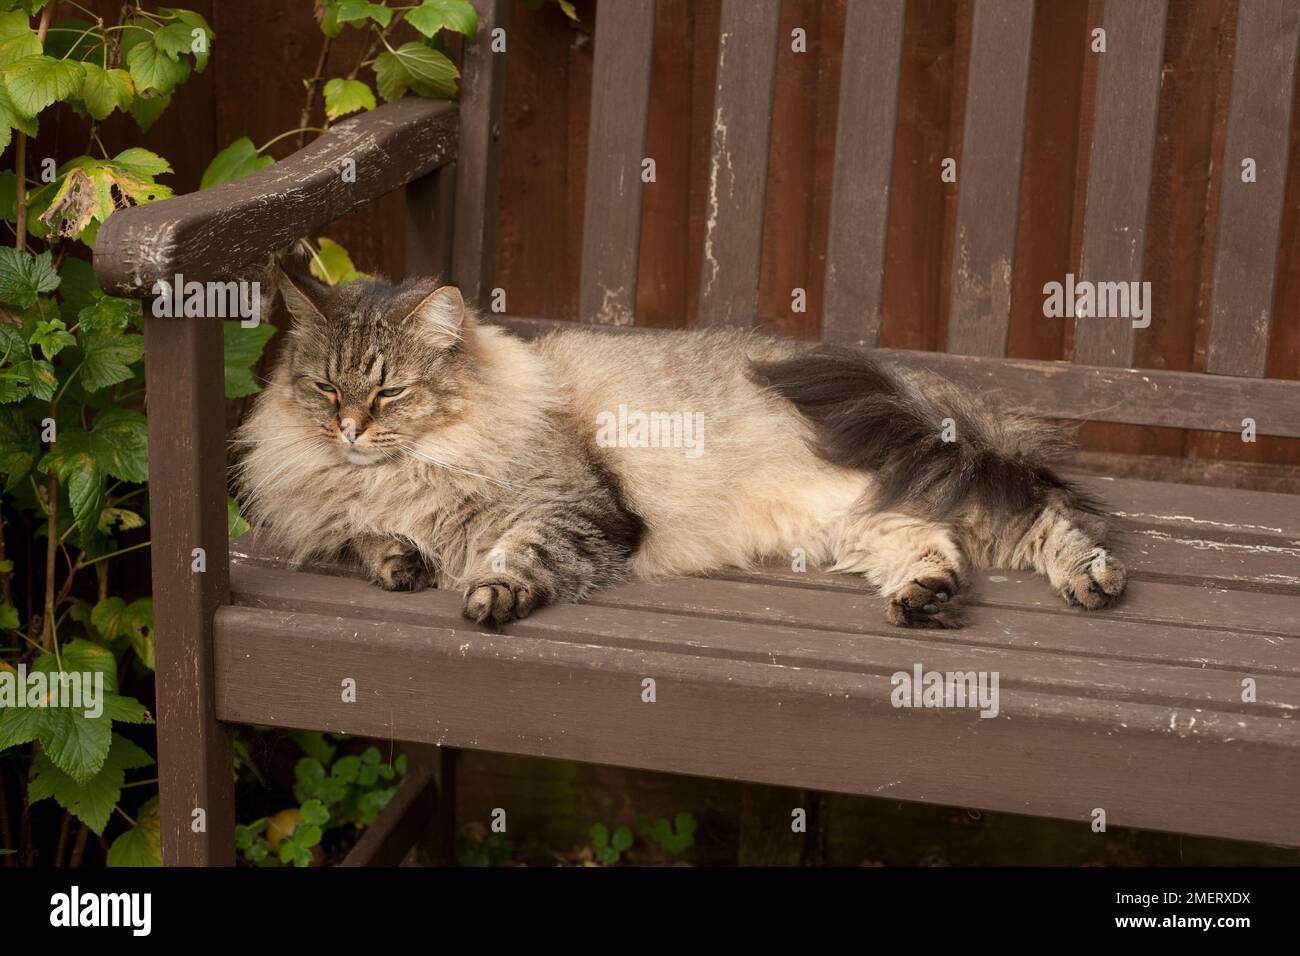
[234, 269, 1127, 628]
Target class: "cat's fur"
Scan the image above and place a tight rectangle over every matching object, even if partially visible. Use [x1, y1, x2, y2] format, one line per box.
[234, 271, 1127, 627]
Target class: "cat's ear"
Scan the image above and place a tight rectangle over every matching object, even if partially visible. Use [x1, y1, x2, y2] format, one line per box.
[405, 285, 465, 346]
[275, 267, 327, 327]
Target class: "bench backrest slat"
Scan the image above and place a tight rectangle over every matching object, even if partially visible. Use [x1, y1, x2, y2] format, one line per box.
[696, 0, 783, 329]
[578, 0, 656, 326]
[821, 0, 906, 348]
[1072, 0, 1166, 368]
[1205, 0, 1300, 377]
[945, 0, 1036, 358]
[452, 0, 508, 308]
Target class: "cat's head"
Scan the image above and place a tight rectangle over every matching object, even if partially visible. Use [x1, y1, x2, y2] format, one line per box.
[274, 269, 477, 466]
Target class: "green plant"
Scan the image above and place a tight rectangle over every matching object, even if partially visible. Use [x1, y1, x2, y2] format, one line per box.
[589, 822, 633, 866]
[235, 741, 406, 867]
[639, 812, 697, 855]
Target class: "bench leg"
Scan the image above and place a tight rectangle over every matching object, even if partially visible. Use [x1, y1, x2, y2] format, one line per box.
[144, 311, 236, 866]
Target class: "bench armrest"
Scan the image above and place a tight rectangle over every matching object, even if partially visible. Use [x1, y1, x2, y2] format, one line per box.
[93, 97, 458, 297]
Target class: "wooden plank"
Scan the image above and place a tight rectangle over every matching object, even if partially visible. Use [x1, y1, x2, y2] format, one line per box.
[213, 604, 1300, 846]
[738, 785, 815, 866]
[696, 0, 782, 327]
[487, 316, 1300, 437]
[821, 0, 906, 347]
[145, 310, 235, 867]
[1205, 0, 1300, 377]
[578, 0, 656, 325]
[877, 347, 1300, 437]
[945, 0, 1035, 356]
[93, 99, 458, 295]
[227, 564, 1300, 714]
[1072, 0, 1167, 368]
[453, 0, 509, 307]
[405, 164, 456, 280]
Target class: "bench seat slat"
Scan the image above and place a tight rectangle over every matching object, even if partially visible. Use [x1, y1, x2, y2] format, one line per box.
[228, 562, 1300, 710]
[214, 602, 1300, 846]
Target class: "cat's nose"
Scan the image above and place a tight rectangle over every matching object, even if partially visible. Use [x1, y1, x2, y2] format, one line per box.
[338, 417, 361, 444]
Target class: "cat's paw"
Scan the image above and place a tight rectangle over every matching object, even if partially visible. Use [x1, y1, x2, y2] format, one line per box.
[884, 570, 964, 629]
[373, 549, 434, 592]
[1060, 548, 1127, 610]
[462, 577, 539, 625]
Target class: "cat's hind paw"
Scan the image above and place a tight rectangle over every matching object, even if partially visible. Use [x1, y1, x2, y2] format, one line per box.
[373, 549, 434, 592]
[884, 574, 965, 629]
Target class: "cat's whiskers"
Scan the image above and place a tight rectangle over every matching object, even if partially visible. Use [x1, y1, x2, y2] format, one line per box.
[396, 442, 517, 491]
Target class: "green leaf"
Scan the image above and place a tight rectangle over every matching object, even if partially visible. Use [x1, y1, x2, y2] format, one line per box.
[29, 732, 153, 835]
[128, 90, 169, 132]
[223, 320, 276, 398]
[0, 11, 39, 68]
[322, 77, 375, 121]
[77, 294, 133, 334]
[91, 407, 148, 483]
[107, 796, 161, 866]
[0, 247, 59, 309]
[300, 798, 329, 826]
[0, 400, 37, 489]
[161, 8, 214, 72]
[111, 147, 171, 180]
[309, 237, 364, 286]
[126, 34, 190, 95]
[77, 63, 134, 121]
[91, 596, 153, 670]
[39, 427, 103, 539]
[0, 79, 36, 157]
[228, 496, 250, 540]
[79, 329, 144, 392]
[406, 0, 478, 39]
[30, 317, 74, 359]
[200, 136, 274, 190]
[373, 42, 458, 102]
[337, 0, 393, 28]
[611, 825, 633, 852]
[0, 602, 17, 629]
[0, 55, 83, 115]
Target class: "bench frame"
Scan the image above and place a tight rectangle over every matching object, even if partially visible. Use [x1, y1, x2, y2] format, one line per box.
[93, 0, 1300, 865]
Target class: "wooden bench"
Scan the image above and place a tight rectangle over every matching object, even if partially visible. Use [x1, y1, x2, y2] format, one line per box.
[93, 0, 1300, 865]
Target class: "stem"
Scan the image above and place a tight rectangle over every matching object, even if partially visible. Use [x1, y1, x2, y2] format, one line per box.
[40, 468, 57, 651]
[348, 22, 396, 80]
[69, 823, 89, 867]
[77, 539, 150, 568]
[54, 813, 72, 866]
[256, 127, 327, 154]
[14, 134, 26, 252]
[298, 34, 334, 149]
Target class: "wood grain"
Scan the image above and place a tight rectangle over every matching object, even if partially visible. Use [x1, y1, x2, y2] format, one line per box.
[821, 0, 906, 347]
[1205, 0, 1300, 377]
[1071, 0, 1167, 368]
[696, 0, 782, 327]
[94, 99, 458, 295]
[945, 0, 1035, 356]
[578, 0, 656, 325]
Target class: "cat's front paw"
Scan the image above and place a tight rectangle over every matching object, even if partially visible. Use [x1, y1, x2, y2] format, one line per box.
[883, 568, 965, 629]
[1060, 549, 1127, 610]
[373, 549, 434, 592]
[462, 577, 540, 625]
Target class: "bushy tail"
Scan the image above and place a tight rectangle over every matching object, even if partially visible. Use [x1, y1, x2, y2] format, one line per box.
[749, 345, 1100, 522]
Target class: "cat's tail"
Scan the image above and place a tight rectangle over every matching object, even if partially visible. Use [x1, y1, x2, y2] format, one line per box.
[748, 344, 1102, 523]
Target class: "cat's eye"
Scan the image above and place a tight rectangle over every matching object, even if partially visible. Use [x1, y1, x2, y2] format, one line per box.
[377, 387, 406, 399]
[313, 381, 337, 396]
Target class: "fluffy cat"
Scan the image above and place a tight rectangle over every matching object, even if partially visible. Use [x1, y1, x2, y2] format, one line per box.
[234, 270, 1127, 628]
